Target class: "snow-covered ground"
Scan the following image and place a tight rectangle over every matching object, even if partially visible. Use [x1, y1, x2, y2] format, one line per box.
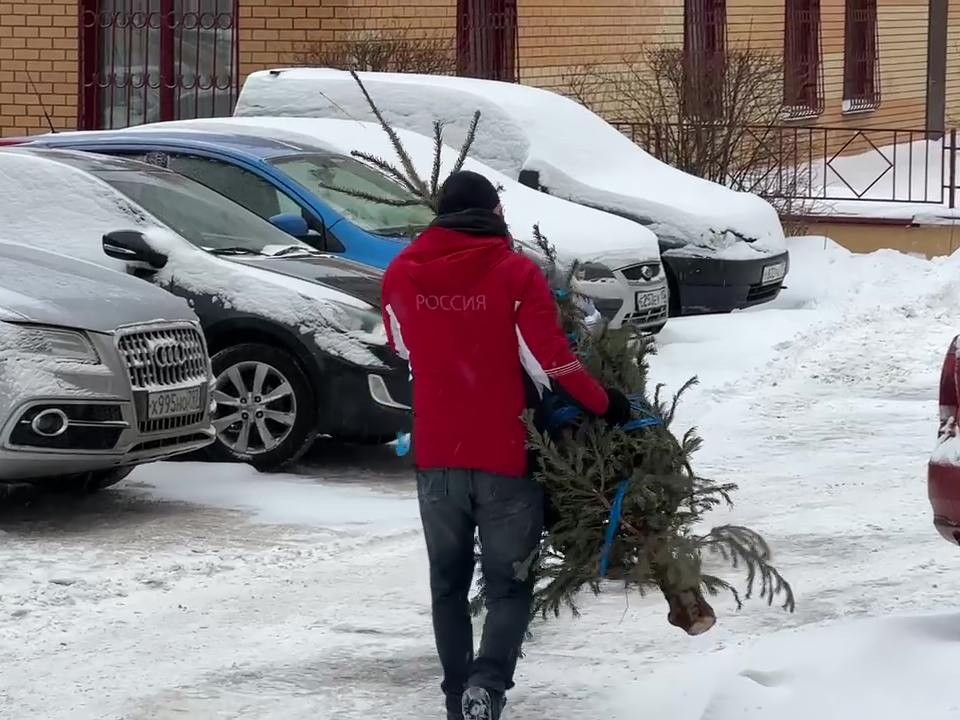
[2, 236, 959, 719]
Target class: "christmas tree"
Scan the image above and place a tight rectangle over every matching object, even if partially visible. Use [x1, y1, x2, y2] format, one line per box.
[509, 228, 794, 632]
[320, 71, 795, 632]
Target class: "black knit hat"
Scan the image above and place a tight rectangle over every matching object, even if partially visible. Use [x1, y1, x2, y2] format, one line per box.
[436, 171, 500, 215]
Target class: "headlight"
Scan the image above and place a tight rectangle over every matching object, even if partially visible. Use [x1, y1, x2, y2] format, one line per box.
[328, 302, 387, 344]
[574, 262, 616, 282]
[10, 324, 101, 364]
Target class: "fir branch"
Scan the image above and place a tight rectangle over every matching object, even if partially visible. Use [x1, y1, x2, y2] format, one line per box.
[348, 69, 429, 198]
[430, 120, 446, 198]
[315, 183, 427, 207]
[349, 150, 422, 196]
[453, 110, 482, 174]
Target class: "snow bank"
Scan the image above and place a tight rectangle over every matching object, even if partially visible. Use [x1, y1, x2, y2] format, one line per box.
[629, 612, 960, 720]
[134, 461, 419, 531]
[128, 116, 662, 265]
[0, 150, 386, 369]
[235, 69, 786, 257]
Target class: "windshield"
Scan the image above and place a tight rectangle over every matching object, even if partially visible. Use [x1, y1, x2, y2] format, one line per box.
[90, 168, 315, 255]
[270, 153, 436, 236]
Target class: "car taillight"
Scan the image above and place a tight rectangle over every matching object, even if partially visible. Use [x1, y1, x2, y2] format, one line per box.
[938, 336, 959, 437]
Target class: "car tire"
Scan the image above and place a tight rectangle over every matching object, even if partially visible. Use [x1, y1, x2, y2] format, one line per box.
[206, 343, 317, 471]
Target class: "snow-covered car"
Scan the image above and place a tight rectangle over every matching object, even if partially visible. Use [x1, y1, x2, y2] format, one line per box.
[0, 241, 215, 488]
[235, 68, 790, 316]
[0, 147, 412, 470]
[21, 120, 669, 333]
[928, 335, 960, 544]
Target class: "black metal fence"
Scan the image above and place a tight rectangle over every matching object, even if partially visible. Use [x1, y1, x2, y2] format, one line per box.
[613, 121, 958, 208]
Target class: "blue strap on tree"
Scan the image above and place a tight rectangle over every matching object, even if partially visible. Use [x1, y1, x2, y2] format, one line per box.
[599, 479, 631, 578]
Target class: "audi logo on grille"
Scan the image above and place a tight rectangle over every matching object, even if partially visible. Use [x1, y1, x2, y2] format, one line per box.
[150, 339, 187, 367]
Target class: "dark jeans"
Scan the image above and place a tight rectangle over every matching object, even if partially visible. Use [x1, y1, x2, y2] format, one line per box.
[417, 468, 544, 705]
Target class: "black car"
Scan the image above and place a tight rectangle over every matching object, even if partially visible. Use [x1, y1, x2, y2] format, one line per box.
[0, 147, 411, 470]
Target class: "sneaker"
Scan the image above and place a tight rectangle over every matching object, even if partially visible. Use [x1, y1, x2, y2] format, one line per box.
[461, 686, 504, 720]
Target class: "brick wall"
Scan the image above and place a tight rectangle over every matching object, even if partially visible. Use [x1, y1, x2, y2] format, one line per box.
[0, 0, 79, 137]
[518, 0, 931, 131]
[947, 0, 960, 125]
[0, 0, 940, 139]
[237, 0, 456, 80]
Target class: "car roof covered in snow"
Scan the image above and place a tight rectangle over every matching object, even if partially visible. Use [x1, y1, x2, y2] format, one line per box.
[24, 127, 337, 161]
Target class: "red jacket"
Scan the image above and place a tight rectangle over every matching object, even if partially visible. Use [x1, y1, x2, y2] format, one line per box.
[382, 226, 610, 478]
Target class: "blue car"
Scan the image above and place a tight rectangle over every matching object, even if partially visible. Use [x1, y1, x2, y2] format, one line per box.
[24, 129, 437, 270]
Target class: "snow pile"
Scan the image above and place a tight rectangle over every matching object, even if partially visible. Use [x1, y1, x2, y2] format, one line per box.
[235, 69, 786, 257]
[0, 150, 387, 369]
[630, 612, 960, 720]
[127, 116, 663, 265]
[134, 461, 419, 531]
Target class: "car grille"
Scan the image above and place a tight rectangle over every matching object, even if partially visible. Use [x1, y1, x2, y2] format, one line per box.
[117, 324, 208, 390]
[139, 410, 207, 436]
[746, 280, 784, 304]
[623, 306, 668, 327]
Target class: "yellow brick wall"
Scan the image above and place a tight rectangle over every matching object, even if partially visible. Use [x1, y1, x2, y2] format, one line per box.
[237, 0, 456, 79]
[0, 0, 79, 137]
[947, 0, 960, 125]
[0, 0, 942, 138]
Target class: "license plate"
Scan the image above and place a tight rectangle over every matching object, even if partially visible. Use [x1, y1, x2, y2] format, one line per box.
[636, 288, 668, 311]
[148, 386, 204, 419]
[762, 262, 787, 285]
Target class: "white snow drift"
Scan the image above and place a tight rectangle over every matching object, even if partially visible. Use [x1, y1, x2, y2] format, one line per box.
[235, 68, 786, 258]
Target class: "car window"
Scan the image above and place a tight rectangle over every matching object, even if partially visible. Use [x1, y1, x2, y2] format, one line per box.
[137, 152, 302, 220]
[270, 153, 436, 237]
[89, 167, 315, 255]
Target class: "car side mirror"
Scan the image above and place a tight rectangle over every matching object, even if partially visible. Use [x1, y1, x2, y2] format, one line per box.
[269, 212, 310, 238]
[102, 230, 168, 271]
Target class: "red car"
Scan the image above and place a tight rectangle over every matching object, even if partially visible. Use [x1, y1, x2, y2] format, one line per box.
[929, 336, 960, 544]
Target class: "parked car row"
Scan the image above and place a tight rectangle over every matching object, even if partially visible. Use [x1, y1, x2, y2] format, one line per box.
[0, 70, 793, 491]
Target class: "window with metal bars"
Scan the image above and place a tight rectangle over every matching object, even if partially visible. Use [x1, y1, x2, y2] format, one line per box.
[683, 0, 727, 118]
[842, 0, 880, 112]
[79, 0, 239, 130]
[784, 0, 823, 117]
[456, 0, 519, 82]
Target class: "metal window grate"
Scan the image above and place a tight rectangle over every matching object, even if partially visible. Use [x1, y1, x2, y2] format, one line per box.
[116, 324, 208, 390]
[683, 0, 727, 118]
[79, 0, 240, 130]
[456, 0, 519, 82]
[842, 0, 881, 111]
[784, 0, 824, 118]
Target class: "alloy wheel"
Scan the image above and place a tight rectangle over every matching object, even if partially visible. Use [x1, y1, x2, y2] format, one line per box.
[211, 360, 298, 455]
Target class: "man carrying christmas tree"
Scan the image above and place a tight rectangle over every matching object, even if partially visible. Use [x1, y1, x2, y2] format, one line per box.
[381, 170, 632, 720]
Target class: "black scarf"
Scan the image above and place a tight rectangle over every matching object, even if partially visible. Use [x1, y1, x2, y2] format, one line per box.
[430, 208, 509, 238]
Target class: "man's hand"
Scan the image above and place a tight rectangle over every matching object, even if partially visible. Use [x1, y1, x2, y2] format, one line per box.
[603, 388, 633, 426]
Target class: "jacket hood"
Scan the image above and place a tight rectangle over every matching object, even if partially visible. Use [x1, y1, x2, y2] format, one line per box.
[401, 226, 513, 294]
[0, 242, 195, 333]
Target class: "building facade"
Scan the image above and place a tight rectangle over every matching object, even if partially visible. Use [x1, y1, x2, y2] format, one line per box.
[0, 0, 954, 138]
